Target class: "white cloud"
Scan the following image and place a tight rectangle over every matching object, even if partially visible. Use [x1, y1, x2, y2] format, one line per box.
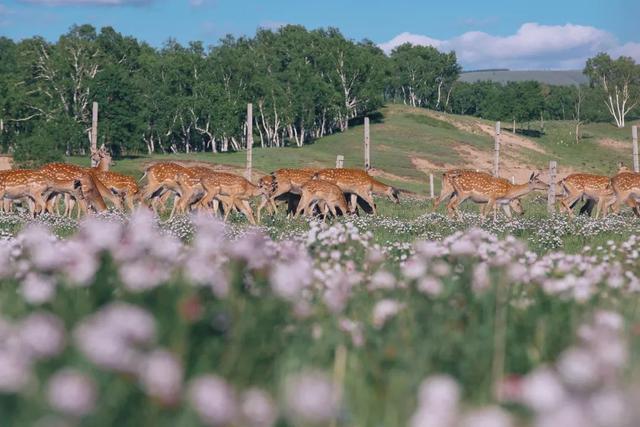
[20, 0, 152, 5]
[379, 23, 639, 70]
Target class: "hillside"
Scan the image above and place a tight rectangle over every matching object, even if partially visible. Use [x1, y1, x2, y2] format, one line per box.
[75, 104, 640, 194]
[459, 69, 588, 86]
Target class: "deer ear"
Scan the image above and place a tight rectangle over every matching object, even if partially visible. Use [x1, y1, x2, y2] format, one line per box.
[529, 172, 535, 181]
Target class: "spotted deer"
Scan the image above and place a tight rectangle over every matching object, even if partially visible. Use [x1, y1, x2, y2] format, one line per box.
[171, 166, 225, 217]
[609, 171, 640, 217]
[447, 171, 547, 219]
[139, 162, 190, 214]
[294, 180, 349, 221]
[38, 163, 116, 216]
[0, 169, 52, 217]
[435, 169, 525, 217]
[257, 168, 319, 219]
[200, 172, 266, 225]
[88, 147, 140, 212]
[558, 173, 615, 219]
[312, 168, 400, 214]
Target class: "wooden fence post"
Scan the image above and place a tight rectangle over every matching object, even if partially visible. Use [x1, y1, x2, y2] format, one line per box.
[90, 102, 98, 165]
[494, 121, 500, 177]
[336, 155, 344, 168]
[245, 103, 253, 180]
[364, 117, 370, 171]
[633, 125, 638, 173]
[429, 173, 434, 199]
[548, 160, 557, 214]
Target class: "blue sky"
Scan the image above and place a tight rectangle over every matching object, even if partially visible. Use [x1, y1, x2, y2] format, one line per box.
[0, 0, 638, 69]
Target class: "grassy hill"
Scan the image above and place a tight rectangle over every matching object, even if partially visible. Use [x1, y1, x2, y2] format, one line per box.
[71, 104, 640, 194]
[459, 69, 588, 86]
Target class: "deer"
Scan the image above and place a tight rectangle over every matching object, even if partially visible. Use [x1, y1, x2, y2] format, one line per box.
[199, 172, 267, 225]
[433, 169, 523, 217]
[573, 162, 631, 217]
[139, 162, 190, 215]
[294, 179, 349, 221]
[558, 173, 615, 219]
[89, 146, 140, 212]
[170, 166, 225, 217]
[447, 171, 547, 219]
[257, 168, 319, 219]
[312, 168, 400, 214]
[38, 162, 118, 216]
[0, 170, 53, 217]
[609, 171, 640, 217]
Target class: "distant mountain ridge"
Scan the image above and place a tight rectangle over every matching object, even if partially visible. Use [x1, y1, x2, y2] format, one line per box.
[458, 69, 588, 86]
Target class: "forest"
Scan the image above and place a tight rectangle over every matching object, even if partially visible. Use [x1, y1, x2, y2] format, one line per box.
[0, 24, 638, 163]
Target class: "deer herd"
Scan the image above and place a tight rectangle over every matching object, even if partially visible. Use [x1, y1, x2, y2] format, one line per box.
[1, 145, 639, 223]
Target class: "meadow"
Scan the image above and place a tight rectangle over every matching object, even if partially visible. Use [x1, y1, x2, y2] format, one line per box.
[1, 105, 640, 426]
[0, 195, 639, 426]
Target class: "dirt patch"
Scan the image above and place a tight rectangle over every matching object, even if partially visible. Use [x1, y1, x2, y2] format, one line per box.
[598, 138, 628, 152]
[475, 123, 546, 154]
[0, 156, 12, 171]
[422, 109, 546, 155]
[411, 157, 457, 173]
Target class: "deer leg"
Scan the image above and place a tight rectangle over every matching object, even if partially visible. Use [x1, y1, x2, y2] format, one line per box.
[561, 194, 581, 218]
[239, 199, 256, 225]
[294, 194, 311, 218]
[447, 195, 465, 219]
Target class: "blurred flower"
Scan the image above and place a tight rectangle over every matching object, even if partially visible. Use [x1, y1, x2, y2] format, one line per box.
[240, 388, 277, 427]
[188, 375, 237, 426]
[417, 276, 442, 296]
[284, 370, 338, 424]
[402, 259, 427, 279]
[369, 270, 396, 290]
[0, 349, 31, 393]
[270, 255, 312, 302]
[557, 348, 600, 390]
[79, 217, 123, 252]
[139, 349, 183, 405]
[417, 375, 460, 411]
[20, 272, 56, 305]
[519, 367, 566, 412]
[74, 302, 155, 373]
[19, 312, 65, 359]
[472, 263, 490, 293]
[46, 369, 97, 417]
[459, 406, 513, 427]
[372, 299, 405, 329]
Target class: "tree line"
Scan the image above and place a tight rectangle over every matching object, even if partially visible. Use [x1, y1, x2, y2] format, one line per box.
[0, 24, 638, 163]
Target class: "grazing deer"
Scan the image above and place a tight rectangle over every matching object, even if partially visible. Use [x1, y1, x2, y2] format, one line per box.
[171, 166, 225, 217]
[294, 180, 349, 221]
[558, 173, 614, 219]
[433, 169, 523, 217]
[610, 171, 640, 217]
[447, 171, 547, 219]
[312, 168, 400, 214]
[39, 163, 116, 216]
[200, 172, 266, 225]
[84, 147, 141, 212]
[257, 168, 319, 218]
[0, 170, 52, 217]
[139, 162, 190, 214]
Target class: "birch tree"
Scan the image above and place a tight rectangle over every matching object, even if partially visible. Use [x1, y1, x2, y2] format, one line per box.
[585, 53, 640, 128]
